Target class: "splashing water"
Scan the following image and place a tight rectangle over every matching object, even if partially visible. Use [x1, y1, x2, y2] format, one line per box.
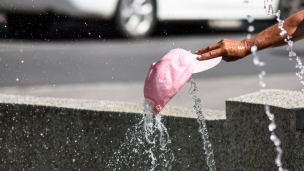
[249, 1, 291, 169]
[106, 99, 174, 171]
[252, 56, 286, 170]
[273, 10, 304, 91]
[188, 76, 216, 171]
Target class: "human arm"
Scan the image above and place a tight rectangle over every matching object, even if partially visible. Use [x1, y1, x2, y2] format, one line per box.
[196, 10, 304, 62]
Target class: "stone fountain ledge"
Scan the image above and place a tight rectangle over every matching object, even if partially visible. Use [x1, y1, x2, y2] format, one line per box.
[1, 89, 304, 170]
[0, 93, 226, 120]
[228, 89, 304, 109]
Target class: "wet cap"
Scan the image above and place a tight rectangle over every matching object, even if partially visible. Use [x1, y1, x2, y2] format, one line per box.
[144, 48, 222, 114]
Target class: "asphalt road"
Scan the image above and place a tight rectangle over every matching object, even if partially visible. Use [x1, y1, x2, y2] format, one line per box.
[0, 22, 303, 110]
[0, 34, 303, 87]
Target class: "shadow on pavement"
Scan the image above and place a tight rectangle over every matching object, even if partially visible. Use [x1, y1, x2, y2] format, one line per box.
[0, 19, 274, 41]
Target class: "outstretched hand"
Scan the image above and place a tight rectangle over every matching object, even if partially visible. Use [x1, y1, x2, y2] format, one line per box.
[195, 39, 250, 62]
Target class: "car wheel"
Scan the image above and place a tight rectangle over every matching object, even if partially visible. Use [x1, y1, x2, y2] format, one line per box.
[115, 0, 156, 38]
[7, 13, 49, 39]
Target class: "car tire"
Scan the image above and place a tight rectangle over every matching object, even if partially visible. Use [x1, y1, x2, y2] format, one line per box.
[115, 0, 156, 38]
[7, 13, 49, 39]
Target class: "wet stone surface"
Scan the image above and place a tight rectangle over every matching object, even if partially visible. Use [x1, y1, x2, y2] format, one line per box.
[0, 94, 224, 170]
[0, 90, 304, 170]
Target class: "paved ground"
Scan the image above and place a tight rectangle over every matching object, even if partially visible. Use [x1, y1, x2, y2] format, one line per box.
[0, 73, 301, 110]
[0, 34, 302, 87]
[0, 22, 303, 111]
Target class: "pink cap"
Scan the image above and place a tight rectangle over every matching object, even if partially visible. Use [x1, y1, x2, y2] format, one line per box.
[144, 48, 221, 114]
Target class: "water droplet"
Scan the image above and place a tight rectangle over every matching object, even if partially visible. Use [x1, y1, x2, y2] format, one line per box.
[75, 140, 77, 143]
[259, 74, 263, 79]
[88, 33, 91, 35]
[280, 30, 287, 36]
[72, 159, 75, 162]
[289, 51, 296, 57]
[258, 61, 265, 66]
[251, 45, 257, 52]
[247, 25, 255, 32]
[268, 123, 276, 131]
[253, 57, 260, 65]
[16, 78, 19, 81]
[247, 15, 254, 23]
[273, 138, 281, 146]
[270, 134, 276, 140]
[259, 81, 266, 87]
[267, 5, 274, 15]
[278, 20, 284, 28]
[21, 60, 24, 63]
[275, 10, 281, 18]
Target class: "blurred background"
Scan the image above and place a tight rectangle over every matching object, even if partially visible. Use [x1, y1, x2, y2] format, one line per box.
[0, 0, 303, 110]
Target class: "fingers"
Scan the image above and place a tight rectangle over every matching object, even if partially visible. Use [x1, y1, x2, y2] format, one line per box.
[195, 42, 222, 55]
[222, 56, 240, 62]
[222, 56, 231, 62]
[197, 49, 221, 60]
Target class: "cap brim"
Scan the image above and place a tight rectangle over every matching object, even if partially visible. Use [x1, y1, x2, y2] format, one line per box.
[193, 56, 222, 73]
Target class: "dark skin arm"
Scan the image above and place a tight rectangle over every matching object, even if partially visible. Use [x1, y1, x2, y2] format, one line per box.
[196, 10, 304, 62]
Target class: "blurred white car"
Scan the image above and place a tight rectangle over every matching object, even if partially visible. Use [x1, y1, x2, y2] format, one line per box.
[0, 0, 302, 38]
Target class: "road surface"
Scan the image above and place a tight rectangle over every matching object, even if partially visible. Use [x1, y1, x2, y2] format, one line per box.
[0, 24, 303, 110]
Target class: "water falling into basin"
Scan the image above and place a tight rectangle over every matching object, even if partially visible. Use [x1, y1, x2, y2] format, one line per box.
[106, 99, 174, 171]
[188, 76, 216, 171]
[248, 2, 291, 168]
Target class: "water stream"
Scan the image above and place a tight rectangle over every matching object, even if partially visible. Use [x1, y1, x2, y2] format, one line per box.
[188, 76, 216, 171]
[107, 76, 216, 170]
[106, 99, 174, 171]
[246, 1, 302, 170]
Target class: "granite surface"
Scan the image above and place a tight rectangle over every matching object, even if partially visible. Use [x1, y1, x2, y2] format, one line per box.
[228, 89, 304, 109]
[0, 93, 226, 120]
[0, 90, 304, 170]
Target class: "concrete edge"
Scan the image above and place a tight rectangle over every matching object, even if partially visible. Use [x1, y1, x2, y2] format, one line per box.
[0, 93, 226, 120]
[227, 89, 304, 109]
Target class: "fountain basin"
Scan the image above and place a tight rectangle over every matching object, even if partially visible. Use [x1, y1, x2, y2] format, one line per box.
[0, 89, 303, 170]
